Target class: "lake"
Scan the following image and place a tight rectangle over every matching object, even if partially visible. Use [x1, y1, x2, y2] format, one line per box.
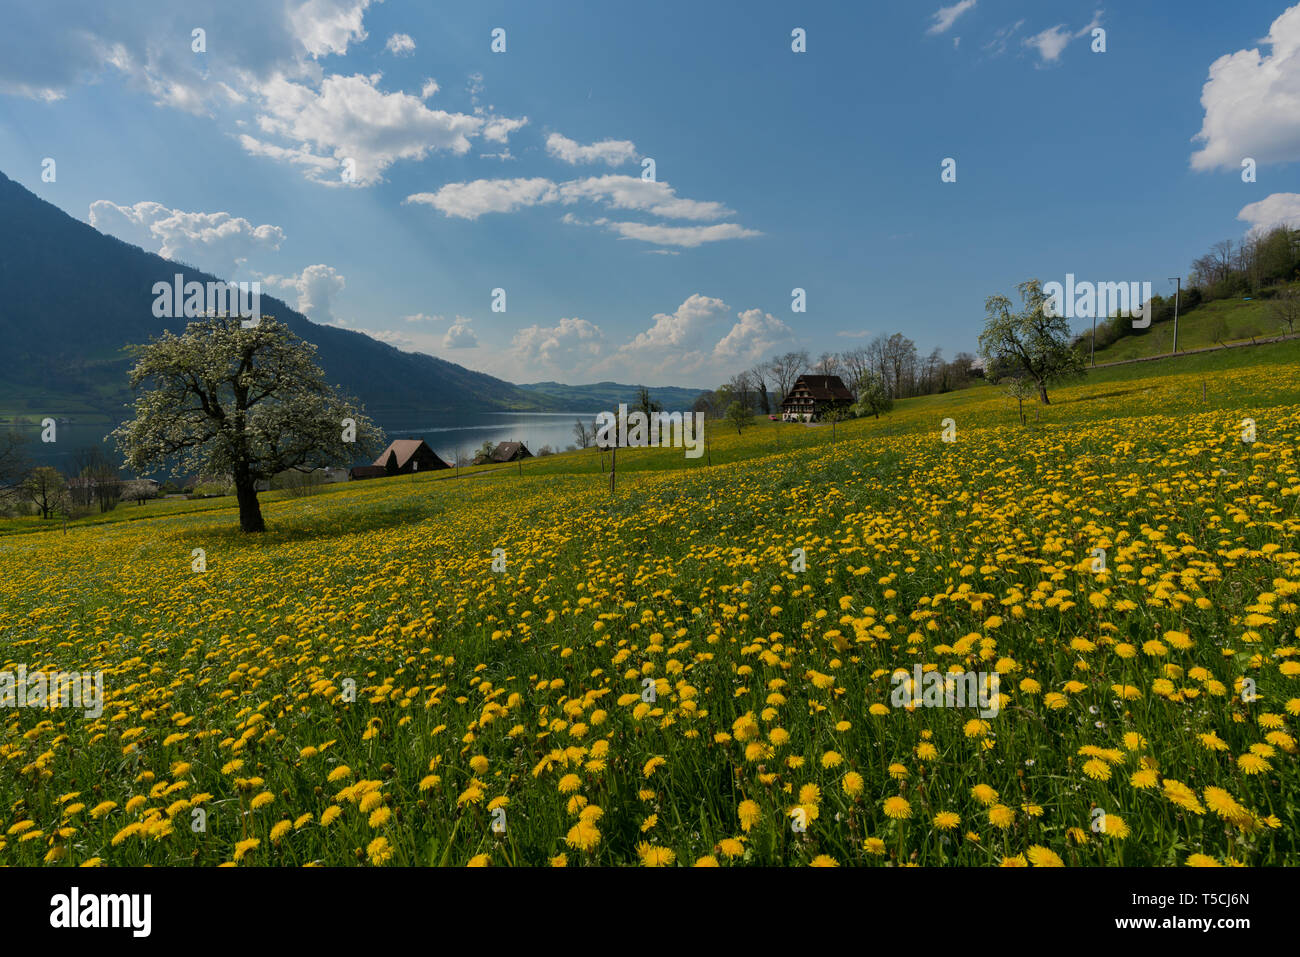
[16, 412, 600, 474]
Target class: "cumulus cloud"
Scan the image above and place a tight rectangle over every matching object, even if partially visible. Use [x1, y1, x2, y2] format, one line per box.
[406, 177, 560, 218]
[1192, 4, 1300, 171]
[385, 33, 416, 57]
[262, 263, 346, 323]
[405, 174, 736, 224]
[405, 174, 755, 246]
[289, 0, 375, 57]
[247, 72, 512, 185]
[89, 199, 285, 277]
[599, 295, 783, 381]
[511, 317, 605, 374]
[442, 316, 478, 348]
[927, 1, 977, 36]
[1237, 192, 1300, 235]
[712, 308, 794, 363]
[556, 175, 733, 221]
[0, 0, 374, 111]
[545, 132, 638, 165]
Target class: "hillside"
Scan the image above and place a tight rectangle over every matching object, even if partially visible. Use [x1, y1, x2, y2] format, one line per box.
[1089, 285, 1297, 365]
[0, 170, 556, 424]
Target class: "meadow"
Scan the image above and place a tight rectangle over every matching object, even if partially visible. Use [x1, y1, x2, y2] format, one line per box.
[1, 344, 1298, 867]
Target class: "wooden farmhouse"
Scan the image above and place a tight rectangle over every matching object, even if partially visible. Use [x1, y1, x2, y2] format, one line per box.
[472, 441, 534, 466]
[373, 438, 451, 475]
[780, 374, 855, 422]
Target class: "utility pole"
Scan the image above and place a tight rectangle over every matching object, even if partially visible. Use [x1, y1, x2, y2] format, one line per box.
[1169, 276, 1181, 354]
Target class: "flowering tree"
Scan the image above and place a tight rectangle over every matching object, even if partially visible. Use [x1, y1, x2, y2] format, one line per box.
[113, 316, 383, 532]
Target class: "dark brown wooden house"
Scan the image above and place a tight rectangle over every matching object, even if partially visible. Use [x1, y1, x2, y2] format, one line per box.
[780, 374, 855, 422]
[373, 438, 451, 475]
[349, 465, 388, 481]
[471, 441, 534, 465]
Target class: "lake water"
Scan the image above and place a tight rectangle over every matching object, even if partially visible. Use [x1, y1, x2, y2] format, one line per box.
[382, 412, 599, 465]
[17, 413, 599, 474]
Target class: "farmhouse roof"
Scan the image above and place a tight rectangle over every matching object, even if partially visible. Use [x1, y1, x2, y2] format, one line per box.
[491, 441, 530, 462]
[789, 374, 854, 403]
[374, 439, 429, 470]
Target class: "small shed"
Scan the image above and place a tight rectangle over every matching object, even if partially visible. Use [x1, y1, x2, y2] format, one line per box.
[349, 465, 388, 481]
[374, 438, 451, 475]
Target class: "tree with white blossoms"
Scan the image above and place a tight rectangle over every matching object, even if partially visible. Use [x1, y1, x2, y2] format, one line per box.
[113, 316, 384, 532]
[979, 279, 1085, 405]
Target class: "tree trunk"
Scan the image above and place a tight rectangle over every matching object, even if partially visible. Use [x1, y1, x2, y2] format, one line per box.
[234, 473, 265, 532]
[1037, 382, 1050, 405]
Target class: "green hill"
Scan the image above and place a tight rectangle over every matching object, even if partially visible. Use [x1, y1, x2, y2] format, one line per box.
[1088, 285, 1297, 366]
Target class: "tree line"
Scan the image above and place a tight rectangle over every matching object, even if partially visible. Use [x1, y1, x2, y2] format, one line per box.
[691, 339, 983, 419]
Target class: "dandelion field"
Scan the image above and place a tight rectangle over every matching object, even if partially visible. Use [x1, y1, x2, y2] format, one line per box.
[2, 351, 1298, 867]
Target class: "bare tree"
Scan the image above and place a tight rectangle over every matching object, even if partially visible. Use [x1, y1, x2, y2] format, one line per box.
[815, 352, 841, 376]
[749, 364, 772, 414]
[766, 351, 808, 406]
[838, 347, 870, 397]
[1270, 284, 1300, 334]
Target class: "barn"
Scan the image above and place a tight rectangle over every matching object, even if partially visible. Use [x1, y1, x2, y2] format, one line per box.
[373, 438, 451, 475]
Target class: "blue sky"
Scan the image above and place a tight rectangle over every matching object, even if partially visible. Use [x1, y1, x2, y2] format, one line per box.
[1, 0, 1298, 388]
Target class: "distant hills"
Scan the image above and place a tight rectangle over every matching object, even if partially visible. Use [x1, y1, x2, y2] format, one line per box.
[517, 380, 704, 410]
[0, 171, 701, 428]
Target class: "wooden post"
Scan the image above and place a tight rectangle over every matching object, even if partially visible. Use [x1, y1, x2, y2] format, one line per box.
[610, 445, 616, 495]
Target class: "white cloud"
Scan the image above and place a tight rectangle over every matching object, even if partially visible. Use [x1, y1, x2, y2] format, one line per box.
[1237, 192, 1300, 234]
[289, 0, 375, 57]
[545, 132, 638, 166]
[589, 219, 762, 248]
[983, 20, 1024, 56]
[420, 78, 439, 99]
[405, 175, 751, 245]
[402, 312, 447, 323]
[88, 199, 285, 277]
[1192, 4, 1300, 172]
[927, 1, 977, 36]
[442, 317, 479, 348]
[596, 294, 782, 381]
[557, 175, 733, 221]
[263, 263, 346, 322]
[248, 72, 506, 185]
[406, 177, 560, 219]
[0, 0, 376, 111]
[511, 317, 605, 375]
[385, 33, 416, 57]
[619, 294, 729, 358]
[1023, 25, 1072, 64]
[712, 309, 794, 363]
[482, 115, 529, 143]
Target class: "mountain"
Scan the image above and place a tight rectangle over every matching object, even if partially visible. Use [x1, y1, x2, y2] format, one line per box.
[0, 170, 554, 425]
[517, 380, 705, 409]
